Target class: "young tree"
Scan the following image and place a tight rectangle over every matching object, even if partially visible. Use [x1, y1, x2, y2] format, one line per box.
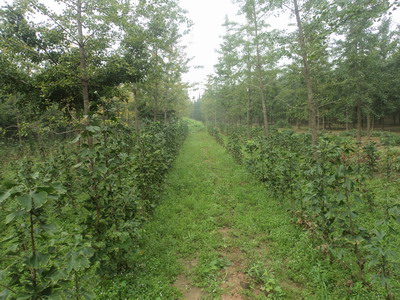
[235, 0, 272, 135]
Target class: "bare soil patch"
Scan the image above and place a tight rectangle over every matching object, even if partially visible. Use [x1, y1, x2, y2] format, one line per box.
[218, 228, 250, 300]
[173, 274, 204, 300]
[173, 258, 204, 300]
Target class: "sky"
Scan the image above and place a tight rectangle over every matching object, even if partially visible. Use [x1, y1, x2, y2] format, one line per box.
[179, 0, 242, 100]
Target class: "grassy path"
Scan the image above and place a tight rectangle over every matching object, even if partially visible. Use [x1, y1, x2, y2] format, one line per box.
[99, 129, 326, 299]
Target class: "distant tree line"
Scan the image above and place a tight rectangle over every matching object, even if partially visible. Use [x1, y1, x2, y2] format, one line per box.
[197, 0, 400, 143]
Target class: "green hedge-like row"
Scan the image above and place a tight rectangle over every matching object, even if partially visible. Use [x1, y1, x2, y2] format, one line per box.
[209, 127, 400, 298]
[0, 118, 188, 299]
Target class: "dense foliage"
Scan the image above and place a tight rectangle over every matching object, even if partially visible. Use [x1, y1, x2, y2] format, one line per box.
[0, 118, 188, 298]
[209, 126, 400, 298]
[0, 0, 193, 297]
[0, 0, 191, 139]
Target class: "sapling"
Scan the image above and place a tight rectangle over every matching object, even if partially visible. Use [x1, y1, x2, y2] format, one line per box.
[227, 130, 243, 164]
[366, 209, 399, 300]
[0, 159, 66, 298]
[363, 142, 378, 175]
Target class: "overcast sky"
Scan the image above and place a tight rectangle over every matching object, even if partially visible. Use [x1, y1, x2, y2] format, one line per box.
[179, 0, 242, 99]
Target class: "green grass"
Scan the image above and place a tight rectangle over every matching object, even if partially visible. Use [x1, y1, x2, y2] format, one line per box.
[97, 129, 368, 299]
[2, 126, 397, 298]
[184, 117, 206, 132]
[3, 126, 393, 298]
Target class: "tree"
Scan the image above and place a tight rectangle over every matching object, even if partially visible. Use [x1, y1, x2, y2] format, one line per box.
[234, 0, 274, 135]
[333, 0, 391, 141]
[30, 0, 125, 120]
[127, 0, 191, 121]
[292, 0, 318, 145]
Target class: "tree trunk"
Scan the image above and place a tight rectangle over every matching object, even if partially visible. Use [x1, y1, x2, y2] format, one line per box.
[372, 117, 375, 132]
[153, 48, 160, 122]
[77, 0, 90, 119]
[14, 95, 22, 145]
[247, 88, 252, 139]
[153, 91, 158, 122]
[251, 1, 268, 136]
[133, 88, 140, 134]
[367, 112, 371, 138]
[16, 115, 22, 145]
[356, 103, 362, 143]
[293, 0, 318, 146]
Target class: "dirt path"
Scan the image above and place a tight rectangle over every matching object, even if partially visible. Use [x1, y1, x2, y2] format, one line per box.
[128, 129, 313, 299]
[166, 131, 306, 299]
[218, 227, 249, 300]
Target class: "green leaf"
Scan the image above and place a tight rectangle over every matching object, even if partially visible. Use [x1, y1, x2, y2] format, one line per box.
[82, 289, 95, 300]
[32, 191, 48, 208]
[86, 126, 101, 133]
[45, 294, 62, 300]
[82, 247, 94, 258]
[5, 210, 28, 224]
[70, 134, 81, 144]
[50, 268, 68, 282]
[72, 162, 83, 169]
[388, 206, 400, 218]
[15, 294, 31, 300]
[68, 253, 90, 272]
[51, 182, 66, 194]
[95, 165, 108, 174]
[17, 194, 32, 211]
[0, 189, 12, 204]
[40, 224, 57, 235]
[0, 289, 10, 300]
[337, 192, 345, 202]
[27, 252, 49, 268]
[0, 235, 16, 245]
[367, 258, 380, 268]
[374, 230, 386, 240]
[82, 290, 95, 300]
[353, 194, 363, 204]
[35, 184, 52, 192]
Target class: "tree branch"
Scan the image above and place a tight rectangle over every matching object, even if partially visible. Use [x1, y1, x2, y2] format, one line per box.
[31, 3, 80, 45]
[0, 284, 17, 294]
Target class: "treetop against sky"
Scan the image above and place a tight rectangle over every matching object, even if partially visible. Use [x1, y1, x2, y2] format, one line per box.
[1, 0, 399, 100]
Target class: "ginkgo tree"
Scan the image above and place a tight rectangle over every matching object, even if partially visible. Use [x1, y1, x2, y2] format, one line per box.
[30, 0, 125, 119]
[200, 0, 399, 144]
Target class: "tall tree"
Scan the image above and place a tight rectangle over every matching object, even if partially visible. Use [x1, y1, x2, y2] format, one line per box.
[333, 0, 391, 141]
[235, 0, 272, 135]
[132, 0, 191, 121]
[292, 0, 318, 145]
[31, 0, 124, 120]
